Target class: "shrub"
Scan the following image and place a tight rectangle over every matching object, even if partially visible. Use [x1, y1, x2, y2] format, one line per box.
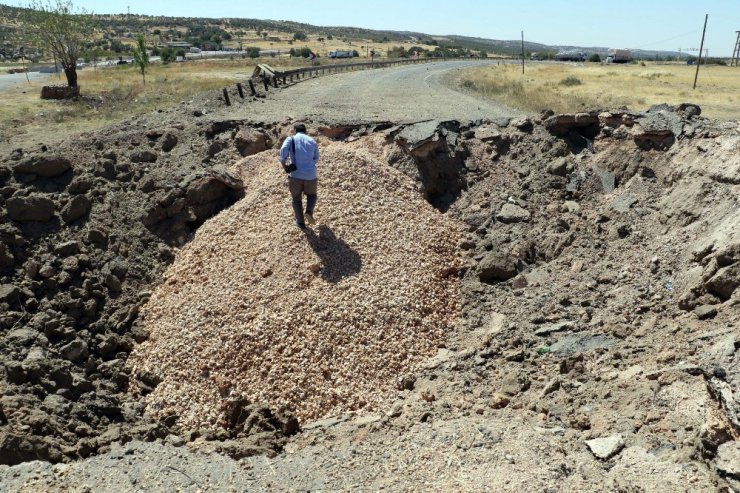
[159, 47, 175, 63]
[588, 53, 601, 62]
[246, 47, 260, 58]
[293, 31, 307, 41]
[560, 76, 582, 86]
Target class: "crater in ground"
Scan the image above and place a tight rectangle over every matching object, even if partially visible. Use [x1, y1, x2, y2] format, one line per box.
[1, 103, 739, 491]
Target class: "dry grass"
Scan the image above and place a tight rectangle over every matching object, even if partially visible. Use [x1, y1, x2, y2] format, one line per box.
[457, 62, 740, 120]
[0, 59, 255, 150]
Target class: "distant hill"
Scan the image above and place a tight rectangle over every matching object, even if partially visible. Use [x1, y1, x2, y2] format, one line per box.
[0, 3, 686, 61]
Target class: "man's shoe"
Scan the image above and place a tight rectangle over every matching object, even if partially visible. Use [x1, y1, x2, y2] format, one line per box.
[294, 220, 306, 229]
[305, 213, 316, 225]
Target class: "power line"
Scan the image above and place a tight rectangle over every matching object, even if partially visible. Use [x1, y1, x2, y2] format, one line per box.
[630, 28, 701, 50]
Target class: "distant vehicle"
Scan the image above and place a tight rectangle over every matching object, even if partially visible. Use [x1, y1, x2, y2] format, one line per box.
[530, 52, 543, 61]
[189, 47, 201, 54]
[555, 50, 586, 62]
[606, 48, 631, 64]
[328, 50, 354, 58]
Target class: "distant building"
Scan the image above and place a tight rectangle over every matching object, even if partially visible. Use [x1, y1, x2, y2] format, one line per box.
[164, 41, 191, 49]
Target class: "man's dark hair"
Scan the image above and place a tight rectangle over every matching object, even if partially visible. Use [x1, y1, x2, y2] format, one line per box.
[293, 122, 307, 133]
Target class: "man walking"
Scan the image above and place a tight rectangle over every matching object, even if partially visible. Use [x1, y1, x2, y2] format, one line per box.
[279, 122, 319, 229]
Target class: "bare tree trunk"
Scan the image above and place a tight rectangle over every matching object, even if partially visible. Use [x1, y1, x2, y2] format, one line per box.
[22, 58, 30, 84]
[64, 66, 78, 88]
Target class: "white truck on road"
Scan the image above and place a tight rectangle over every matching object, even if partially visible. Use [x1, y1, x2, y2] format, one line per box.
[328, 50, 354, 59]
[606, 48, 631, 63]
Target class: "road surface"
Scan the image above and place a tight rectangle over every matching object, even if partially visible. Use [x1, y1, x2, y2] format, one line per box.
[0, 71, 51, 92]
[217, 60, 521, 123]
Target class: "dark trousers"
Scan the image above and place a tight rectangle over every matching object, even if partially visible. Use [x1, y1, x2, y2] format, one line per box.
[288, 178, 317, 225]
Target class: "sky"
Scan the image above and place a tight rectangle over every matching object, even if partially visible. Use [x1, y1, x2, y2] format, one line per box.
[4, 0, 739, 56]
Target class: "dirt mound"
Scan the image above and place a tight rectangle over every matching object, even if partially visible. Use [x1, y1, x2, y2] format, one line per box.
[127, 139, 462, 430]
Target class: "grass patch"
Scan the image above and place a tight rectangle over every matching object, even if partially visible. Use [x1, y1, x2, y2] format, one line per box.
[456, 62, 740, 119]
[560, 76, 582, 86]
[0, 59, 254, 151]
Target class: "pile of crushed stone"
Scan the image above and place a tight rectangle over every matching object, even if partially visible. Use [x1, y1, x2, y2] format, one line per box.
[127, 137, 462, 430]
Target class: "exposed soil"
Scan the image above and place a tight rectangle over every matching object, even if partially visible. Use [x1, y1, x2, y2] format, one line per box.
[0, 65, 739, 492]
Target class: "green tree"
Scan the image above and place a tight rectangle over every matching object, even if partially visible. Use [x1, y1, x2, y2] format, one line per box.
[22, 0, 95, 88]
[131, 34, 149, 84]
[159, 46, 175, 63]
[246, 47, 260, 58]
[588, 53, 601, 62]
[293, 31, 307, 41]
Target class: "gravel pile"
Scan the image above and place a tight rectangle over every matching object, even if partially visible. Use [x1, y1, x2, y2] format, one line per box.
[127, 138, 462, 430]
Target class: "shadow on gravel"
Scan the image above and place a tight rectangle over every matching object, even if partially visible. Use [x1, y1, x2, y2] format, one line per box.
[304, 225, 361, 283]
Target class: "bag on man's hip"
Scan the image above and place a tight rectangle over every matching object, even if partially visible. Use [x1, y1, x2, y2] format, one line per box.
[283, 137, 297, 173]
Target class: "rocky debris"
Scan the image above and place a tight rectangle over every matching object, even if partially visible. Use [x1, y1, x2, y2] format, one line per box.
[129, 150, 158, 163]
[549, 334, 618, 356]
[681, 243, 740, 309]
[6, 194, 55, 221]
[474, 124, 503, 143]
[0, 283, 19, 302]
[160, 132, 178, 152]
[496, 203, 530, 223]
[391, 120, 468, 209]
[12, 155, 71, 177]
[0, 100, 738, 491]
[547, 157, 569, 176]
[234, 127, 270, 156]
[716, 441, 740, 481]
[612, 194, 638, 213]
[585, 434, 625, 460]
[543, 112, 600, 138]
[478, 252, 517, 283]
[142, 168, 244, 245]
[695, 304, 718, 320]
[60, 195, 92, 224]
[0, 117, 268, 466]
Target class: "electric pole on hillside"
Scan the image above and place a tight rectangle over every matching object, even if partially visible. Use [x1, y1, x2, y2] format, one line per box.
[693, 14, 708, 90]
[731, 31, 740, 66]
[521, 31, 525, 74]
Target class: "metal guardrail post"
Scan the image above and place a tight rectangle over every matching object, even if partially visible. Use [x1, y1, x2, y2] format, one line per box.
[236, 83, 244, 98]
[222, 88, 231, 106]
[248, 79, 257, 96]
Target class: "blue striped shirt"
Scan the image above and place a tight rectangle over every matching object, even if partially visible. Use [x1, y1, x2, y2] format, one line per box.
[279, 133, 319, 181]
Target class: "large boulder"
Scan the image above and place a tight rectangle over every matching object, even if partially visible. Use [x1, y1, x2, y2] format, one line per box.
[12, 155, 71, 177]
[479, 252, 518, 283]
[0, 284, 19, 303]
[234, 128, 270, 157]
[129, 150, 158, 163]
[6, 195, 56, 221]
[61, 195, 92, 224]
[704, 264, 740, 301]
[544, 113, 599, 137]
[496, 203, 531, 223]
[0, 244, 13, 269]
[161, 132, 178, 152]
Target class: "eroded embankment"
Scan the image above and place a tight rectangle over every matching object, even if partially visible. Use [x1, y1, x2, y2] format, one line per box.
[1, 102, 739, 491]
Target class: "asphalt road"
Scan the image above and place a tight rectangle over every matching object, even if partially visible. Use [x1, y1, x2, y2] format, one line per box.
[220, 60, 522, 124]
[0, 71, 51, 92]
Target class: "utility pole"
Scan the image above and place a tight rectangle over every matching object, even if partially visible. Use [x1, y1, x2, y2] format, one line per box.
[521, 31, 525, 74]
[731, 31, 740, 66]
[693, 14, 708, 90]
